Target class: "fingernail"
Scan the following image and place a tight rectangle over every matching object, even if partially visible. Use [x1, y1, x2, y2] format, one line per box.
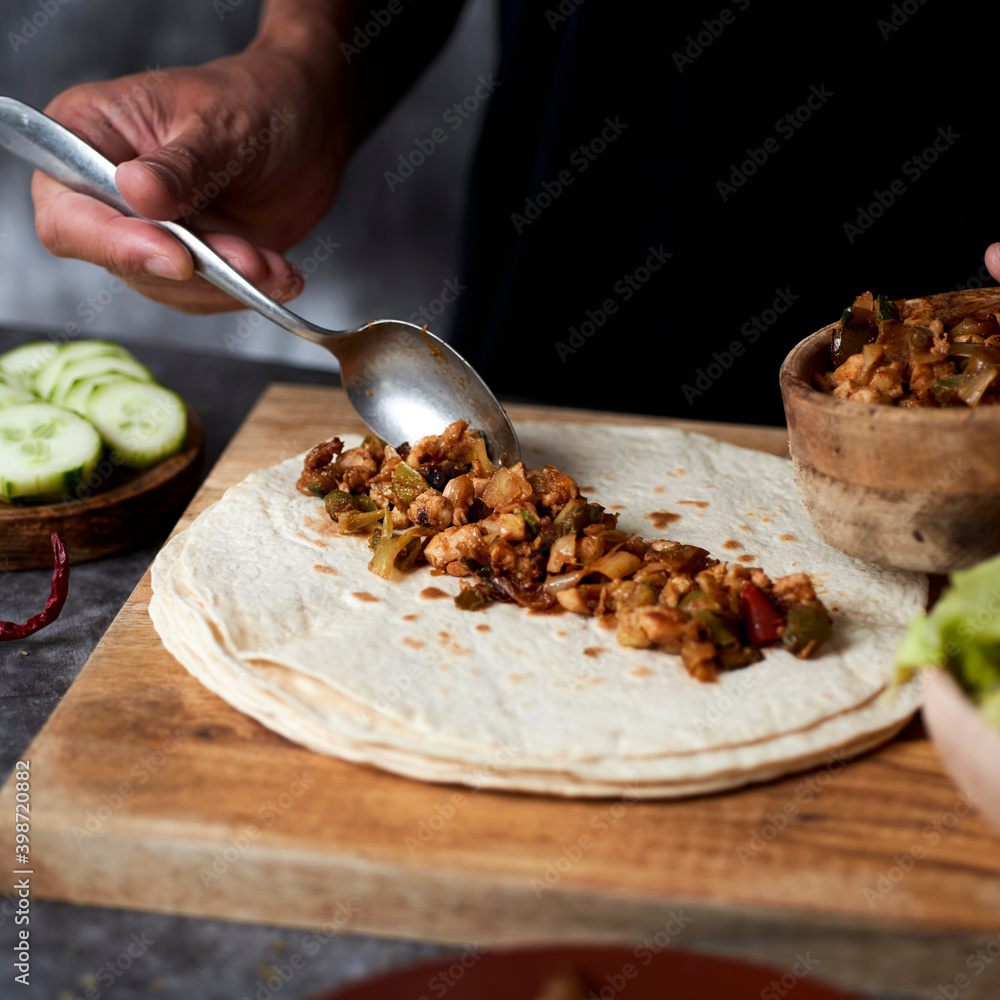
[141, 160, 180, 196]
[145, 255, 183, 280]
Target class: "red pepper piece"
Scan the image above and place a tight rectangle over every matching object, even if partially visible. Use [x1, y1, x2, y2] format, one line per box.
[740, 580, 785, 646]
[1, 534, 70, 640]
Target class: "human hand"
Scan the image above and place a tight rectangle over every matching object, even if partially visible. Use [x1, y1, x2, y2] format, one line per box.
[32, 44, 349, 313]
[986, 243, 1000, 286]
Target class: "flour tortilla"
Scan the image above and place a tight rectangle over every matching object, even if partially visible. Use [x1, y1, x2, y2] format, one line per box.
[149, 422, 927, 797]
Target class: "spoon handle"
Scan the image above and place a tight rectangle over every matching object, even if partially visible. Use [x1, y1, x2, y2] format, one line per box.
[0, 97, 329, 344]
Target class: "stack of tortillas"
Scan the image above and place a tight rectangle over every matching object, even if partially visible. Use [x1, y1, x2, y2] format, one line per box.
[149, 422, 927, 798]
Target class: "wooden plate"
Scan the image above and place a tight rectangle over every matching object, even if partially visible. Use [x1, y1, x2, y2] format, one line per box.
[0, 403, 204, 570]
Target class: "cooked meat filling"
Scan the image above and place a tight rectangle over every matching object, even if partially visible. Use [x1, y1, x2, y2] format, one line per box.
[817, 291, 1000, 408]
[298, 421, 832, 682]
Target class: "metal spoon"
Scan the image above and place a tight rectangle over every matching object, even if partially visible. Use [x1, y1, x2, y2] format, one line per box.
[0, 97, 520, 465]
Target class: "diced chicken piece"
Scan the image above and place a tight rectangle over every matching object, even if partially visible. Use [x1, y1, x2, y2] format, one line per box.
[407, 489, 454, 529]
[831, 354, 866, 384]
[771, 572, 818, 612]
[423, 523, 489, 571]
[866, 361, 906, 399]
[908, 360, 955, 402]
[627, 606, 691, 652]
[534, 465, 579, 512]
[479, 512, 530, 542]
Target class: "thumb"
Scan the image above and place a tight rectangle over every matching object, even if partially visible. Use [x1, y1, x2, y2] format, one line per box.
[115, 125, 240, 222]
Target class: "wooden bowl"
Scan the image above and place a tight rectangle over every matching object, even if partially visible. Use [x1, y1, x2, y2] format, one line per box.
[922, 669, 1000, 833]
[779, 288, 1000, 573]
[0, 404, 204, 571]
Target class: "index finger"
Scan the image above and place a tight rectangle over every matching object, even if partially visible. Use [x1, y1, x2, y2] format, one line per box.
[32, 170, 195, 282]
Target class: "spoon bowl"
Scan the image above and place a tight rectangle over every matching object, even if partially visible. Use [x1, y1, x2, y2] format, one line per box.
[0, 97, 519, 464]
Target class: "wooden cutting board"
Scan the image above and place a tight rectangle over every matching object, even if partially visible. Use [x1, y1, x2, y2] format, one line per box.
[4, 383, 1000, 1000]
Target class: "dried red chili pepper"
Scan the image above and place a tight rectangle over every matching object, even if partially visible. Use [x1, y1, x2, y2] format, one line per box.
[740, 579, 785, 646]
[1, 533, 70, 640]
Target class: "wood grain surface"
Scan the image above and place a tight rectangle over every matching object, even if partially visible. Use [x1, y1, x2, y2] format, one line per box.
[3, 384, 1000, 1000]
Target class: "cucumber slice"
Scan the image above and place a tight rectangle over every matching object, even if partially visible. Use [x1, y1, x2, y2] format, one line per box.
[0, 380, 35, 411]
[63, 373, 143, 416]
[49, 354, 152, 405]
[0, 341, 59, 389]
[39, 342, 142, 402]
[87, 381, 187, 469]
[0, 402, 103, 504]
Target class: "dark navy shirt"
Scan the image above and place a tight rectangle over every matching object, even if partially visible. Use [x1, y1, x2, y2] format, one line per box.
[447, 1, 998, 424]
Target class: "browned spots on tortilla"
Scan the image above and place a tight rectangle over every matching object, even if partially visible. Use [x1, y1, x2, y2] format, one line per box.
[737, 554, 756, 563]
[653, 486, 666, 494]
[352, 591, 379, 603]
[632, 666, 654, 678]
[307, 510, 340, 537]
[722, 539, 742, 551]
[738, 524, 751, 532]
[509, 673, 533, 684]
[780, 533, 799, 542]
[313, 564, 337, 576]
[401, 613, 419, 622]
[556, 630, 568, 638]
[438, 631, 451, 645]
[609, 504, 626, 511]
[677, 500, 709, 509]
[647, 511, 681, 529]
[475, 624, 491, 632]
[402, 637, 425, 649]
[420, 586, 449, 600]
[578, 485, 595, 493]
[584, 646, 605, 657]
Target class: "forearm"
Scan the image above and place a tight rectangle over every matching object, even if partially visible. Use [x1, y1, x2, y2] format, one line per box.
[249, 0, 468, 151]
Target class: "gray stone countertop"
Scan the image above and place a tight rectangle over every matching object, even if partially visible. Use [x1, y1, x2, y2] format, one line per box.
[0, 327, 459, 1000]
